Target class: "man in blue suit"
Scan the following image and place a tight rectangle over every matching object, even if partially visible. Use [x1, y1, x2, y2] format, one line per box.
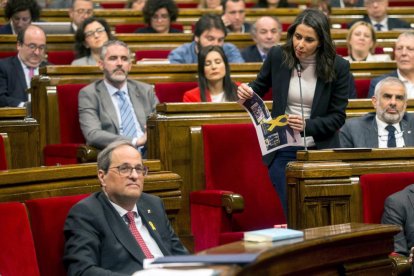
[64, 140, 188, 275]
[0, 24, 47, 107]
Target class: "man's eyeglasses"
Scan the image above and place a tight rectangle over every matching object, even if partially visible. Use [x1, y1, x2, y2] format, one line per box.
[74, 9, 94, 15]
[22, 43, 46, 52]
[109, 164, 148, 177]
[84, 27, 106, 38]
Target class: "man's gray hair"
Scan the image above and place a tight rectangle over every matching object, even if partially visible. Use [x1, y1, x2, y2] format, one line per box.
[100, 40, 131, 61]
[71, 0, 92, 8]
[97, 140, 138, 173]
[250, 16, 282, 37]
[374, 76, 407, 99]
[396, 30, 414, 43]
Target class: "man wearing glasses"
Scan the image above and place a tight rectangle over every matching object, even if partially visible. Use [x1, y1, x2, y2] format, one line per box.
[339, 77, 414, 148]
[64, 140, 188, 274]
[49, 0, 94, 32]
[0, 0, 41, 34]
[0, 24, 47, 107]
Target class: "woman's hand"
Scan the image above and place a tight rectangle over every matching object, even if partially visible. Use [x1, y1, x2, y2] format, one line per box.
[237, 83, 254, 100]
[288, 114, 305, 132]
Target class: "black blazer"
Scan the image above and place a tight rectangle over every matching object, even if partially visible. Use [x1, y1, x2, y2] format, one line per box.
[348, 15, 411, 30]
[241, 45, 263, 63]
[0, 23, 12, 34]
[249, 46, 350, 165]
[64, 192, 188, 275]
[135, 26, 183, 33]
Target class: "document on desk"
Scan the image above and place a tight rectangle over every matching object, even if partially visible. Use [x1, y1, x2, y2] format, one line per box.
[133, 268, 219, 276]
[244, 228, 304, 242]
[238, 92, 302, 156]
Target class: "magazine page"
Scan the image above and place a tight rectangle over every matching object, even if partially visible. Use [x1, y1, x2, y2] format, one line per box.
[238, 92, 302, 156]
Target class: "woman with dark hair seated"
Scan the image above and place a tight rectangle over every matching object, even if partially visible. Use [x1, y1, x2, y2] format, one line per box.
[135, 0, 182, 34]
[0, 0, 41, 34]
[254, 0, 296, 8]
[183, 46, 238, 102]
[72, 17, 114, 66]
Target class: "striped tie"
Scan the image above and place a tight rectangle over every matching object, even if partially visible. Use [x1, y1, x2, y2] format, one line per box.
[116, 91, 137, 138]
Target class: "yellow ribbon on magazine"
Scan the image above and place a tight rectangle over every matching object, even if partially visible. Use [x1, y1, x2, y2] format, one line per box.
[264, 114, 289, 132]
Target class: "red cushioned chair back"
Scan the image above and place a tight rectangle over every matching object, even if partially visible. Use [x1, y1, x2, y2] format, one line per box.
[360, 172, 414, 223]
[389, 1, 414, 6]
[355, 78, 371, 98]
[0, 51, 16, 59]
[25, 194, 89, 276]
[47, 51, 76, 65]
[336, 47, 384, 57]
[135, 50, 171, 61]
[0, 202, 40, 276]
[115, 23, 184, 33]
[202, 124, 286, 231]
[56, 84, 88, 144]
[100, 2, 125, 8]
[154, 82, 198, 102]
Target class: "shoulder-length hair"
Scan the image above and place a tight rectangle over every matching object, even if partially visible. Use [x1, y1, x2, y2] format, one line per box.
[347, 21, 376, 55]
[197, 45, 238, 102]
[281, 8, 336, 82]
[74, 17, 114, 58]
[142, 0, 178, 25]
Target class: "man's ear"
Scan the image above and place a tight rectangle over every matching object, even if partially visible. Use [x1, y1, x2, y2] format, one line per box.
[98, 169, 106, 187]
[372, 95, 378, 108]
[98, 59, 104, 70]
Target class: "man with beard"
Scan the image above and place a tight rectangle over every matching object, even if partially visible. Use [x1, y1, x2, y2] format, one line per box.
[241, 16, 281, 62]
[339, 77, 414, 148]
[368, 32, 414, 98]
[78, 40, 159, 154]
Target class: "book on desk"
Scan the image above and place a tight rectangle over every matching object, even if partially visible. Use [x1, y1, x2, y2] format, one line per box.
[244, 228, 304, 242]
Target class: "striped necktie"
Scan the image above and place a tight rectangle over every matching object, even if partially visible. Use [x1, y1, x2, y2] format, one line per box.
[115, 91, 137, 138]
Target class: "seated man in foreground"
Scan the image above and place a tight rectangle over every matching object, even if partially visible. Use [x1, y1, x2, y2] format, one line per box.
[63, 140, 188, 275]
[78, 40, 159, 152]
[339, 77, 414, 148]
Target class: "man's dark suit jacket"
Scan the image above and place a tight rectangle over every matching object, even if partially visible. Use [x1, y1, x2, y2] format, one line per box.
[0, 56, 30, 107]
[367, 70, 398, 98]
[348, 15, 411, 30]
[241, 45, 263, 62]
[226, 22, 251, 34]
[0, 23, 13, 34]
[249, 46, 350, 165]
[382, 184, 414, 256]
[64, 192, 188, 275]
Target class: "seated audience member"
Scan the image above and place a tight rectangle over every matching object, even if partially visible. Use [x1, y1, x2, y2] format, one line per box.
[0, 25, 47, 107]
[221, 0, 251, 34]
[0, 0, 41, 34]
[198, 0, 222, 10]
[168, 14, 244, 64]
[0, 0, 7, 8]
[126, 0, 146, 10]
[330, 0, 363, 7]
[382, 184, 414, 258]
[348, 0, 410, 30]
[368, 32, 414, 98]
[69, 0, 94, 33]
[72, 17, 113, 66]
[64, 140, 188, 274]
[311, 0, 331, 18]
[78, 40, 159, 152]
[340, 77, 414, 148]
[183, 46, 238, 102]
[254, 0, 295, 8]
[241, 16, 281, 62]
[344, 21, 391, 62]
[135, 0, 182, 33]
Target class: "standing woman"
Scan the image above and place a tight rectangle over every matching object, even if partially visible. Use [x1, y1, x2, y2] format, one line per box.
[183, 46, 238, 102]
[238, 9, 350, 214]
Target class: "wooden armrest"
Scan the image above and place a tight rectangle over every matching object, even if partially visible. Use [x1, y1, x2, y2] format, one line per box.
[222, 193, 244, 214]
[390, 254, 411, 275]
[77, 145, 100, 163]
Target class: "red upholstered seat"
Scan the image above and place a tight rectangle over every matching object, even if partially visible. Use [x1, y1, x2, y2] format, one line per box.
[0, 202, 40, 276]
[0, 51, 16, 59]
[355, 78, 371, 98]
[177, 2, 198, 8]
[135, 49, 171, 61]
[43, 83, 88, 166]
[360, 172, 414, 223]
[190, 124, 286, 252]
[100, 2, 125, 8]
[154, 82, 198, 102]
[25, 194, 89, 276]
[115, 23, 184, 33]
[47, 51, 76, 65]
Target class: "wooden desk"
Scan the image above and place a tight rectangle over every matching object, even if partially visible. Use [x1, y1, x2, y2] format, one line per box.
[286, 148, 414, 230]
[0, 108, 40, 169]
[201, 223, 400, 275]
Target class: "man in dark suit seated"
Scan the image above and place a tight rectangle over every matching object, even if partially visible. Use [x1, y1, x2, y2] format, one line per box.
[48, 0, 94, 33]
[0, 24, 47, 107]
[368, 31, 414, 98]
[63, 140, 188, 275]
[241, 16, 282, 62]
[0, 0, 41, 34]
[221, 0, 251, 33]
[339, 76, 414, 148]
[348, 0, 411, 30]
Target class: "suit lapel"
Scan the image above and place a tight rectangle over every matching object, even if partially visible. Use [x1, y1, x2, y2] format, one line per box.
[13, 57, 28, 90]
[310, 78, 324, 117]
[367, 118, 379, 148]
[96, 81, 120, 131]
